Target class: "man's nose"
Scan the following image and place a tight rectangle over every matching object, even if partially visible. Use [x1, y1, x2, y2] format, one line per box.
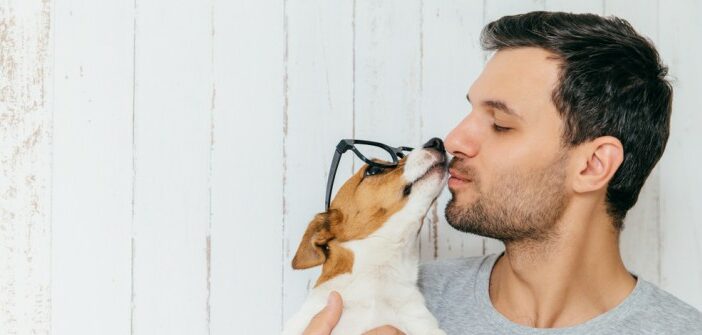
[445, 114, 480, 158]
[422, 137, 445, 152]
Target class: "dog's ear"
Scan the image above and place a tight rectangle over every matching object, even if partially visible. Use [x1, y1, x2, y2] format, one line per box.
[291, 209, 342, 269]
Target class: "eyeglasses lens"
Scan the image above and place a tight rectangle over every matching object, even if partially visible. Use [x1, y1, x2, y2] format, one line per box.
[353, 143, 395, 165]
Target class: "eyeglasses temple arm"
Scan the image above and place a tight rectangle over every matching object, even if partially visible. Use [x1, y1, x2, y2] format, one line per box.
[324, 150, 343, 211]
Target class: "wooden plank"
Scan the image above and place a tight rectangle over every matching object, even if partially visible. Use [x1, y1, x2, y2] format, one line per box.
[354, 0, 422, 146]
[484, 0, 545, 22]
[131, 0, 212, 333]
[209, 0, 285, 333]
[544, 0, 605, 13]
[280, 0, 354, 326]
[604, 0, 662, 286]
[354, 0, 438, 257]
[50, 0, 133, 333]
[419, 0, 486, 260]
[658, 0, 702, 310]
[0, 0, 52, 333]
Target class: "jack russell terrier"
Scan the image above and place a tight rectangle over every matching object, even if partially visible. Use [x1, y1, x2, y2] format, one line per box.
[282, 138, 448, 335]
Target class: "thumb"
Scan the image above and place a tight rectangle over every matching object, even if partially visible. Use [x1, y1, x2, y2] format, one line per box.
[303, 291, 343, 335]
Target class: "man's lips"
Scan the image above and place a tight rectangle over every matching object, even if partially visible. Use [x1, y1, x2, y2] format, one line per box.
[448, 168, 471, 182]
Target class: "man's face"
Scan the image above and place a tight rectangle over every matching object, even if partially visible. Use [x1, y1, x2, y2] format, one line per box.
[444, 47, 571, 242]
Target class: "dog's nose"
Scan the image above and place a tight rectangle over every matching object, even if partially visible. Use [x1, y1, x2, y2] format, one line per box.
[422, 137, 445, 153]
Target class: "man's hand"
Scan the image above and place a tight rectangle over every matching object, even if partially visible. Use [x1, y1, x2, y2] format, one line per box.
[362, 325, 406, 334]
[302, 291, 343, 335]
[301, 291, 406, 335]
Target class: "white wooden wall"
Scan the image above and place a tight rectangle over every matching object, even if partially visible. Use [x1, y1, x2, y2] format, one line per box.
[1, 0, 700, 333]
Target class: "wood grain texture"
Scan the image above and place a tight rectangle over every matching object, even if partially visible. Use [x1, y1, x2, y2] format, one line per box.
[131, 0, 212, 333]
[50, 0, 134, 333]
[209, 0, 285, 333]
[280, 0, 354, 326]
[354, 0, 422, 146]
[0, 1, 52, 333]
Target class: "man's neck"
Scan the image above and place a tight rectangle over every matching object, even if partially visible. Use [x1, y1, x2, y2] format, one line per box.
[488, 206, 637, 328]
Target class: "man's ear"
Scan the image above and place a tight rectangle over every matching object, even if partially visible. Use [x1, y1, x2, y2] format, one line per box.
[291, 209, 342, 269]
[573, 136, 624, 193]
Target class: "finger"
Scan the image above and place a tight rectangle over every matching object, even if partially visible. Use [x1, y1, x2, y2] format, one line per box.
[302, 291, 344, 335]
[362, 325, 406, 335]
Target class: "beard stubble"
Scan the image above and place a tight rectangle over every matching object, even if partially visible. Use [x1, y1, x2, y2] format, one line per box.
[445, 152, 569, 243]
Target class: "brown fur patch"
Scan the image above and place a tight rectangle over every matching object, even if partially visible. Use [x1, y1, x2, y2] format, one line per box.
[292, 157, 412, 286]
[315, 241, 354, 287]
[328, 158, 410, 241]
[291, 210, 338, 270]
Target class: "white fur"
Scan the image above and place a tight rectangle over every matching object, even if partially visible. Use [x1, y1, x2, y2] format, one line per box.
[282, 147, 448, 335]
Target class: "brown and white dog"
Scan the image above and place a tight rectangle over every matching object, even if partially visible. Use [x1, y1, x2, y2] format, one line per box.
[282, 138, 448, 335]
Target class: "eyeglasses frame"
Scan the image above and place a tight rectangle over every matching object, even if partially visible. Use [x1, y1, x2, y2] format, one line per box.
[324, 139, 414, 210]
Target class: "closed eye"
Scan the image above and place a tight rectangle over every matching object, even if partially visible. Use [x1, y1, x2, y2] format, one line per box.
[492, 124, 511, 133]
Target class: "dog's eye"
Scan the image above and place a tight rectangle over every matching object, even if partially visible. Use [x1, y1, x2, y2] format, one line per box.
[364, 165, 386, 177]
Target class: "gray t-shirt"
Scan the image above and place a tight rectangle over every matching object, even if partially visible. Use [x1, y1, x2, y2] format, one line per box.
[418, 253, 702, 334]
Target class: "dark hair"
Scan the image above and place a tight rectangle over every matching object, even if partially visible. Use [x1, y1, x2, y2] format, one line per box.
[480, 11, 672, 230]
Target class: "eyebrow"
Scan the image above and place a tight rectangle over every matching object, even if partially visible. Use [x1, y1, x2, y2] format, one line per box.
[466, 93, 524, 120]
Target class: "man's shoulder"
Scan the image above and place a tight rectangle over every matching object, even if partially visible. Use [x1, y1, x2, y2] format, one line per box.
[632, 278, 702, 332]
[419, 254, 491, 277]
[417, 254, 494, 299]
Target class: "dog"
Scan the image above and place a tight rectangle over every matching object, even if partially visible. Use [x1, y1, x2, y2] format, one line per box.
[282, 138, 448, 335]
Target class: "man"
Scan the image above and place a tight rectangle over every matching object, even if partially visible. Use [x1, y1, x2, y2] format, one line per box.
[303, 11, 702, 334]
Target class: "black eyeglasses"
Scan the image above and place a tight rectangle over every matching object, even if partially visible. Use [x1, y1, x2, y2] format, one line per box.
[325, 139, 414, 210]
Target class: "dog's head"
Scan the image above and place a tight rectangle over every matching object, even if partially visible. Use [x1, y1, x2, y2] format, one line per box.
[292, 138, 448, 285]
